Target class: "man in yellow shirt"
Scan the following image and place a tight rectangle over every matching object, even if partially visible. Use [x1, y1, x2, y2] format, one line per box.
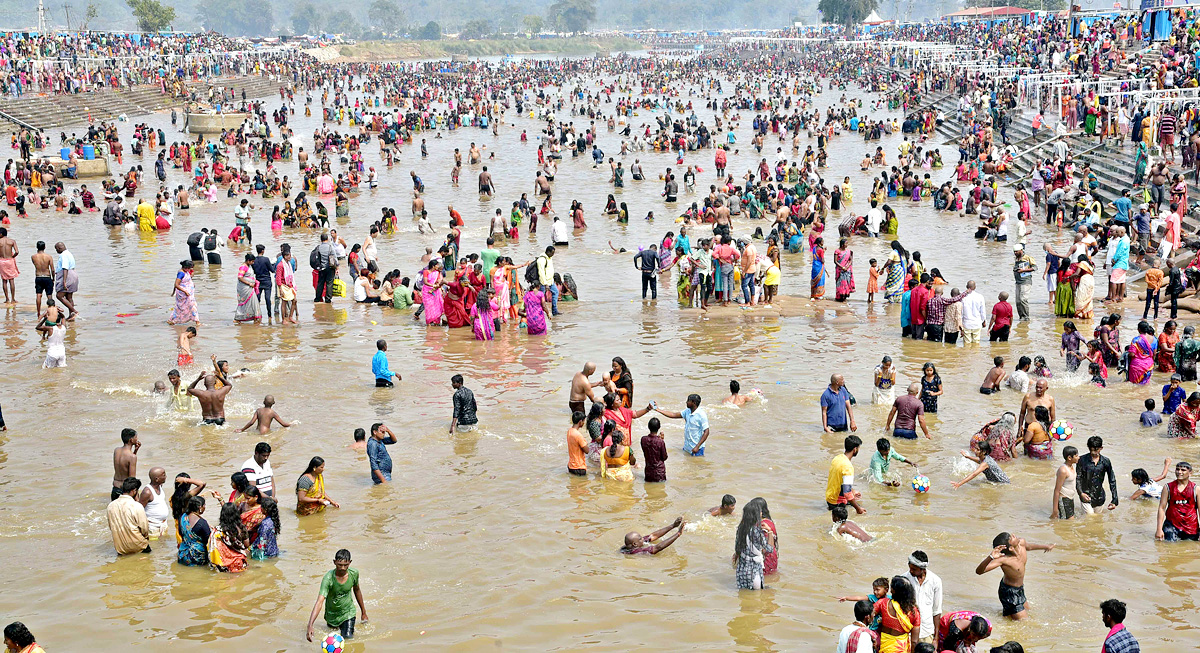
[106, 477, 150, 555]
[826, 435, 866, 522]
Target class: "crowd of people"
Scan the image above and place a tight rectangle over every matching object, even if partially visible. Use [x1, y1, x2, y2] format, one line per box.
[8, 12, 1200, 651]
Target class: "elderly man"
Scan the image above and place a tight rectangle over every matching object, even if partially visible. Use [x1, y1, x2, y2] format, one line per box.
[569, 362, 603, 413]
[1018, 379, 1056, 436]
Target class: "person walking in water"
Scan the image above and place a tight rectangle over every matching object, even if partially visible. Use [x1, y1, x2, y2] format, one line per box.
[306, 549, 369, 642]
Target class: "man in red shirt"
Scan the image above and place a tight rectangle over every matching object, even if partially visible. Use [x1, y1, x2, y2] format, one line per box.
[909, 274, 932, 340]
[989, 291, 1013, 342]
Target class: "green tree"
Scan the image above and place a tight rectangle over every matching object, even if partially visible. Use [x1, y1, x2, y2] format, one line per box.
[459, 18, 492, 39]
[817, 0, 877, 28]
[291, 2, 320, 35]
[546, 0, 595, 34]
[197, 0, 274, 36]
[324, 10, 362, 37]
[126, 0, 176, 32]
[418, 20, 442, 40]
[522, 14, 544, 35]
[368, 0, 404, 34]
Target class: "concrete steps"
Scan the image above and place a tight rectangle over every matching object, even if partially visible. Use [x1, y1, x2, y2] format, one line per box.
[0, 75, 285, 135]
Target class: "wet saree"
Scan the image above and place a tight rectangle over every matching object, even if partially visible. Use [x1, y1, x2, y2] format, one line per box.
[177, 514, 208, 566]
[421, 269, 444, 325]
[835, 248, 855, 300]
[1128, 334, 1156, 385]
[811, 245, 826, 299]
[170, 271, 198, 324]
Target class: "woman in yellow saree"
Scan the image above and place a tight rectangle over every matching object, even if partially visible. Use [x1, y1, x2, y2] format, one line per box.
[296, 456, 339, 516]
[871, 576, 920, 653]
[600, 432, 637, 481]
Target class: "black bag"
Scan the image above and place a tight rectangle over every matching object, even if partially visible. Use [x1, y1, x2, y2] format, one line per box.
[525, 260, 541, 286]
[186, 232, 203, 247]
[310, 246, 322, 270]
[203, 234, 218, 250]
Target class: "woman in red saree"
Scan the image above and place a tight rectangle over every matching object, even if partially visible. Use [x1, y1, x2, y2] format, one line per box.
[442, 273, 473, 328]
[210, 502, 248, 572]
[1158, 320, 1180, 373]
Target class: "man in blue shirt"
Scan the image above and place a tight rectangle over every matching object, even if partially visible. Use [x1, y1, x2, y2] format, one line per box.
[366, 422, 397, 484]
[656, 393, 710, 456]
[1108, 189, 1132, 227]
[821, 374, 856, 433]
[372, 339, 400, 388]
[900, 278, 916, 338]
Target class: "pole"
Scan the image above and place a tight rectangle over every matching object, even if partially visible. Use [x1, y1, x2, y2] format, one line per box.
[37, 0, 47, 34]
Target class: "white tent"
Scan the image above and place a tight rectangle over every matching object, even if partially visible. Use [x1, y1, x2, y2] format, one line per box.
[863, 10, 883, 23]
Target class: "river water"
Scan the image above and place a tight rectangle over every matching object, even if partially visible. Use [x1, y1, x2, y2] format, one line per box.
[0, 66, 1195, 651]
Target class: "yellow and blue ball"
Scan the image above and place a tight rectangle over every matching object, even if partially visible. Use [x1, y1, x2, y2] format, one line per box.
[911, 474, 930, 493]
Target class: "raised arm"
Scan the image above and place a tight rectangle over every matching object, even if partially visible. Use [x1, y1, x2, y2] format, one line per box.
[975, 547, 1006, 575]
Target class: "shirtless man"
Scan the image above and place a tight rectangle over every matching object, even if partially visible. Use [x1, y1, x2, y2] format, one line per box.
[236, 395, 293, 434]
[469, 142, 481, 164]
[569, 361, 603, 413]
[112, 428, 140, 500]
[478, 166, 495, 197]
[709, 494, 737, 516]
[30, 241, 53, 314]
[1018, 379, 1056, 435]
[980, 356, 1007, 394]
[621, 517, 685, 554]
[974, 532, 1055, 620]
[724, 379, 751, 406]
[0, 227, 18, 304]
[535, 172, 551, 196]
[188, 370, 233, 425]
[411, 191, 426, 220]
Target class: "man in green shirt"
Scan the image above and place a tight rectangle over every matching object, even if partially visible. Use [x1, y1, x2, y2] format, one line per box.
[393, 277, 414, 309]
[480, 238, 501, 285]
[307, 549, 368, 642]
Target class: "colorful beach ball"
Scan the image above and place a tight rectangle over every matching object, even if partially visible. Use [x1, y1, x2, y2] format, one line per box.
[321, 633, 344, 653]
[911, 474, 931, 493]
[1050, 420, 1073, 442]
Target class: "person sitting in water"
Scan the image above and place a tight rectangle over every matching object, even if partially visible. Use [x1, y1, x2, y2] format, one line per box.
[831, 504, 873, 543]
[709, 494, 737, 516]
[725, 379, 751, 406]
[980, 356, 1007, 394]
[621, 517, 685, 554]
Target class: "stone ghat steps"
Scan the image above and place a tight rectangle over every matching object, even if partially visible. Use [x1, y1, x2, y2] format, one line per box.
[0, 75, 285, 134]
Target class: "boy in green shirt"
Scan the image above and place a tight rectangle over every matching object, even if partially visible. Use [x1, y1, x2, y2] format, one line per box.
[869, 438, 917, 486]
[307, 549, 368, 642]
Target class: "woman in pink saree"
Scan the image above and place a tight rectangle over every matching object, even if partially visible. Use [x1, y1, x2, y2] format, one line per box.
[169, 260, 199, 325]
[471, 290, 498, 340]
[1127, 320, 1157, 385]
[421, 260, 445, 326]
[834, 238, 855, 301]
[521, 282, 549, 335]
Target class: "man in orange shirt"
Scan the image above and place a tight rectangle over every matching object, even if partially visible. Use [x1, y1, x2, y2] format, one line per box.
[447, 205, 463, 227]
[567, 411, 589, 476]
[1144, 265, 1164, 320]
